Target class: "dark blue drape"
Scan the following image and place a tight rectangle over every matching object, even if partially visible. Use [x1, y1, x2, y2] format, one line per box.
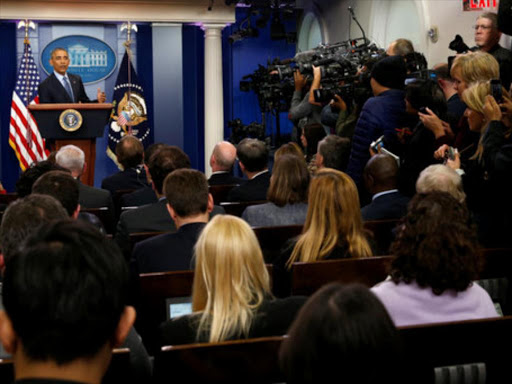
[0, 21, 19, 192]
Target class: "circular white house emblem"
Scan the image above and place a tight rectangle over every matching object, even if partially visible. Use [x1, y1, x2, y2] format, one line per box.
[59, 109, 83, 132]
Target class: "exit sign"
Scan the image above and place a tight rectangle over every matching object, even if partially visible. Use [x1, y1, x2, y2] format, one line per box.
[464, 0, 498, 11]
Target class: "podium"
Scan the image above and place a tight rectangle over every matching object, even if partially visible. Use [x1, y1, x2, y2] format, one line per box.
[29, 103, 113, 186]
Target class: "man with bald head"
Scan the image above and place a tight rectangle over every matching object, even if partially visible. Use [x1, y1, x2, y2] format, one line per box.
[208, 141, 242, 185]
[386, 38, 414, 56]
[361, 154, 409, 221]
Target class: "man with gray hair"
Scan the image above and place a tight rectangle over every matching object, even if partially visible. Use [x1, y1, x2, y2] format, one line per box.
[386, 38, 414, 56]
[56, 144, 113, 210]
[316, 135, 351, 172]
[416, 164, 466, 203]
[474, 11, 512, 89]
[208, 141, 242, 185]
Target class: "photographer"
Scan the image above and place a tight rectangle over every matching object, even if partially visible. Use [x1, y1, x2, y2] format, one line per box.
[435, 81, 512, 247]
[288, 70, 323, 142]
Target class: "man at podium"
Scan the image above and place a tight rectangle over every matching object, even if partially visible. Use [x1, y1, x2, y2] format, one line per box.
[38, 47, 107, 104]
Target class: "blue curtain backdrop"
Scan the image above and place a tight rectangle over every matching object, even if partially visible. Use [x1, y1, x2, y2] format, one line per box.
[0, 22, 19, 192]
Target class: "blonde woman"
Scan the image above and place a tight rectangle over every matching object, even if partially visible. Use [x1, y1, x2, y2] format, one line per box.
[273, 168, 372, 296]
[435, 80, 511, 246]
[159, 215, 306, 345]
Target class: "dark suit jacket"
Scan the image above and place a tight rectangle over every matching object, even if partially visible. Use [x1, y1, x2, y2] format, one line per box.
[227, 171, 271, 202]
[361, 191, 410, 221]
[133, 222, 206, 273]
[78, 182, 113, 210]
[159, 296, 306, 346]
[115, 198, 225, 250]
[120, 186, 157, 208]
[208, 172, 242, 186]
[38, 72, 91, 103]
[101, 167, 149, 195]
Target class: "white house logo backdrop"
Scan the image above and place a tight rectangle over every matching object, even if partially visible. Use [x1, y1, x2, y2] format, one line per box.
[41, 35, 117, 84]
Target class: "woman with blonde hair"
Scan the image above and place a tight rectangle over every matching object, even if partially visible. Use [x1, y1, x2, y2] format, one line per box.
[159, 215, 306, 345]
[273, 168, 372, 296]
[435, 80, 512, 246]
[450, 51, 499, 98]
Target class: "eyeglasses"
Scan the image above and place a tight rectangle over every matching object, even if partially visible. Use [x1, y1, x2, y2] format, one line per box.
[473, 25, 493, 30]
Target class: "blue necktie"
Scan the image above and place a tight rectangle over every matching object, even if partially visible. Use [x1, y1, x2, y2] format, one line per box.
[63, 76, 74, 102]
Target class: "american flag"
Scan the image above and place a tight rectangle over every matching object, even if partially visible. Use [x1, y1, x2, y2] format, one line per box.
[9, 40, 48, 171]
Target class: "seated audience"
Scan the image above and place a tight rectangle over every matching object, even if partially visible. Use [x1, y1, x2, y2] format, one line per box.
[227, 138, 271, 202]
[15, 160, 66, 197]
[415, 164, 466, 203]
[55, 144, 113, 210]
[159, 215, 306, 345]
[346, 55, 408, 188]
[316, 135, 351, 172]
[0, 220, 137, 383]
[242, 154, 309, 227]
[274, 168, 372, 296]
[372, 192, 498, 326]
[115, 146, 191, 242]
[120, 142, 165, 207]
[274, 142, 304, 163]
[362, 154, 409, 221]
[300, 123, 326, 174]
[133, 169, 213, 273]
[101, 135, 149, 195]
[32, 170, 81, 218]
[280, 283, 402, 384]
[208, 141, 242, 185]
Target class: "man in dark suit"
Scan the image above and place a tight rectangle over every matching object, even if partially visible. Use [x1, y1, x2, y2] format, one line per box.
[227, 138, 271, 201]
[38, 47, 106, 103]
[119, 142, 165, 208]
[361, 154, 409, 221]
[101, 135, 149, 195]
[55, 144, 113, 211]
[133, 169, 213, 273]
[208, 141, 242, 185]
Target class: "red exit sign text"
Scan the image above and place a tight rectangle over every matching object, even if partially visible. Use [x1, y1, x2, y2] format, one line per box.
[470, 0, 497, 8]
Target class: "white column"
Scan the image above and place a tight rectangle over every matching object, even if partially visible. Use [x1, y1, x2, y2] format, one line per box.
[202, 24, 225, 177]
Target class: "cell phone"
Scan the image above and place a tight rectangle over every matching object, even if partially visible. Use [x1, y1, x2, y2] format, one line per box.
[370, 136, 385, 153]
[443, 147, 456, 164]
[491, 79, 503, 104]
[419, 107, 428, 114]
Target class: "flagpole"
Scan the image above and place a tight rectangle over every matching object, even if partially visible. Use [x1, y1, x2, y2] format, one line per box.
[18, 20, 36, 148]
[121, 21, 137, 135]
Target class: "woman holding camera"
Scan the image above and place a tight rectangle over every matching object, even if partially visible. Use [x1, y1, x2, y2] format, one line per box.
[435, 80, 512, 246]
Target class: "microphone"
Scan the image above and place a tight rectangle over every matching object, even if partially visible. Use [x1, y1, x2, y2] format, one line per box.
[348, 6, 355, 15]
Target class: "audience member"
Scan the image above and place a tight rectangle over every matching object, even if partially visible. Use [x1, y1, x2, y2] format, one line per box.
[227, 138, 271, 201]
[449, 52, 499, 153]
[415, 164, 466, 203]
[288, 70, 323, 142]
[274, 142, 304, 163]
[274, 168, 372, 296]
[435, 80, 510, 246]
[346, 55, 408, 188]
[474, 12, 512, 89]
[242, 154, 309, 227]
[0, 220, 136, 383]
[32, 170, 80, 218]
[301, 123, 326, 173]
[398, 79, 450, 196]
[280, 283, 402, 384]
[120, 142, 165, 207]
[55, 144, 113, 210]
[15, 160, 66, 197]
[362, 154, 409, 221]
[133, 169, 213, 273]
[372, 192, 497, 326]
[159, 215, 306, 345]
[386, 38, 415, 56]
[434, 63, 467, 128]
[101, 135, 149, 195]
[208, 141, 242, 185]
[315, 134, 351, 172]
